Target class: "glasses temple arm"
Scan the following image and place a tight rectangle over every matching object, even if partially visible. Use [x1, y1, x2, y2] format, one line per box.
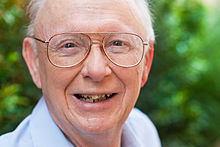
[29, 36, 48, 44]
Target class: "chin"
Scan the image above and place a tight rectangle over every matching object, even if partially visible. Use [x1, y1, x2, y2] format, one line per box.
[66, 111, 123, 133]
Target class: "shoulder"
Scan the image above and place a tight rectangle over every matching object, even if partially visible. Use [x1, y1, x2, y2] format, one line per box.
[0, 115, 34, 147]
[125, 107, 161, 147]
[128, 108, 158, 132]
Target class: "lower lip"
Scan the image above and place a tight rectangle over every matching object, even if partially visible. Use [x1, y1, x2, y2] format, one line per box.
[70, 94, 118, 111]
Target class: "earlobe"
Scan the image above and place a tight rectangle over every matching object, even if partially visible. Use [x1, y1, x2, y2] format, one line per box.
[22, 38, 42, 88]
[141, 40, 154, 87]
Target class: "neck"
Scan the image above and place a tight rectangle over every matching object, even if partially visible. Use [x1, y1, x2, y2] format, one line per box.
[64, 125, 123, 147]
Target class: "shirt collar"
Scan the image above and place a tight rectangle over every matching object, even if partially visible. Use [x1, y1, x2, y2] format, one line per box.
[30, 98, 73, 147]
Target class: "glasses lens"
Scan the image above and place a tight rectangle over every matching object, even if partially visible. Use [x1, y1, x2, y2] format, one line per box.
[48, 33, 90, 67]
[103, 33, 144, 67]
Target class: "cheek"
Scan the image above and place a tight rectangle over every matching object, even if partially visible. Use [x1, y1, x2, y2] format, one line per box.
[116, 65, 143, 106]
[36, 45, 75, 90]
[47, 71, 77, 97]
[122, 65, 143, 89]
[39, 64, 82, 124]
[38, 56, 81, 101]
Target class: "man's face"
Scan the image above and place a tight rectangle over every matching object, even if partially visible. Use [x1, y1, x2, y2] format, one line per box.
[24, 0, 153, 136]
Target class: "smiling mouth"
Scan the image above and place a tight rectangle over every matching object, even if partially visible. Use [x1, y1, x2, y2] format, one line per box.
[74, 93, 116, 103]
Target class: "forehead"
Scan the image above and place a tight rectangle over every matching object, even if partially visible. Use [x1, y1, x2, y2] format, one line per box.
[35, 0, 145, 39]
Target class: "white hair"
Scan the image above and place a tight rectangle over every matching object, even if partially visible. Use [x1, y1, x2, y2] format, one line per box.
[125, 0, 155, 41]
[26, 0, 46, 37]
[26, 0, 155, 51]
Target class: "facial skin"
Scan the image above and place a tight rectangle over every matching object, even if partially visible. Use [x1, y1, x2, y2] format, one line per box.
[23, 0, 153, 146]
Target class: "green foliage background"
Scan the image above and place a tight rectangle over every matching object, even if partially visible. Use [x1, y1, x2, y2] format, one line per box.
[0, 0, 219, 146]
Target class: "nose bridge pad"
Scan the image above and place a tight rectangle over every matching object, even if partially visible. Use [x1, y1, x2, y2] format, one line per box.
[90, 40, 105, 55]
[91, 40, 103, 49]
[92, 40, 102, 45]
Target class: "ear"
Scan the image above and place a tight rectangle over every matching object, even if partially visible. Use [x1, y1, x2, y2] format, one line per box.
[141, 40, 154, 87]
[22, 38, 42, 88]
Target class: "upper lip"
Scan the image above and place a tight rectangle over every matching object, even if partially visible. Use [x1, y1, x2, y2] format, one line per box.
[72, 90, 120, 95]
[69, 87, 121, 97]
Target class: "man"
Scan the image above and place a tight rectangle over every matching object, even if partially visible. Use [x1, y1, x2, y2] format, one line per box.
[0, 0, 161, 146]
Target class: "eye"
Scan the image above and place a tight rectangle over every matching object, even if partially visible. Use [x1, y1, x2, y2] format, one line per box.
[112, 41, 123, 46]
[64, 43, 75, 48]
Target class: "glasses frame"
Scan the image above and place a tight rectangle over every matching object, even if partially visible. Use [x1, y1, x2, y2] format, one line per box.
[31, 32, 149, 68]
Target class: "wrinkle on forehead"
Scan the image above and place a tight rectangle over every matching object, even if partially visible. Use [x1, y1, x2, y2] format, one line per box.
[38, 0, 132, 18]
[34, 0, 145, 40]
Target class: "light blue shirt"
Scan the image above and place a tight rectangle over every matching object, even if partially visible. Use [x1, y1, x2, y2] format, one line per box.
[0, 97, 161, 147]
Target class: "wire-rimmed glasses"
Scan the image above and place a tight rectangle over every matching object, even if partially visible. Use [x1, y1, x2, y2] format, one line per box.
[31, 32, 148, 68]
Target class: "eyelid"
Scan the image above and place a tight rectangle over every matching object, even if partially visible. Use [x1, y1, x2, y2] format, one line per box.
[57, 40, 78, 47]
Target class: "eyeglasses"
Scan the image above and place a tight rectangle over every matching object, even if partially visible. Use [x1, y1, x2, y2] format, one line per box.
[31, 32, 148, 68]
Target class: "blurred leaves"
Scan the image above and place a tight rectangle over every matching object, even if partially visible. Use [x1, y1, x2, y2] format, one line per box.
[0, 0, 40, 134]
[0, 0, 219, 147]
[136, 0, 220, 146]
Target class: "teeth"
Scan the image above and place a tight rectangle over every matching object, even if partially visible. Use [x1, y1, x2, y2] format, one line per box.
[77, 94, 114, 103]
[93, 95, 99, 99]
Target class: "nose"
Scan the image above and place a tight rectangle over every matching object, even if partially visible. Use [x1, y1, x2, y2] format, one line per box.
[81, 43, 111, 82]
